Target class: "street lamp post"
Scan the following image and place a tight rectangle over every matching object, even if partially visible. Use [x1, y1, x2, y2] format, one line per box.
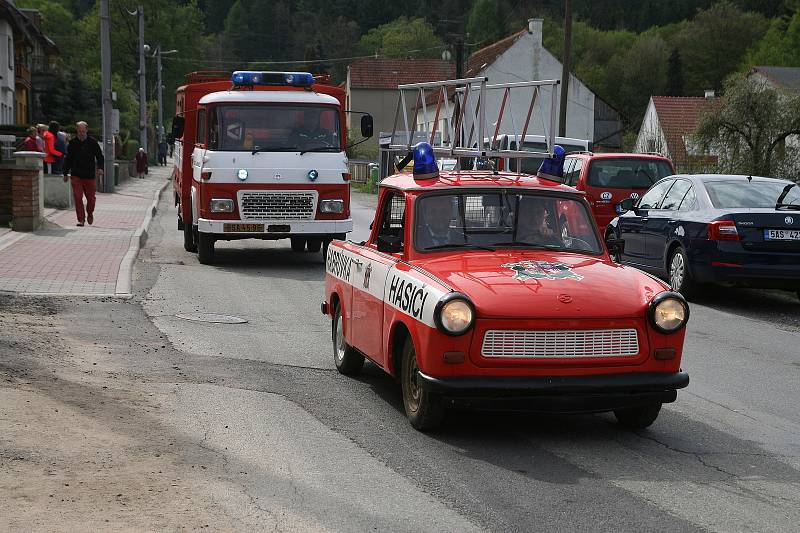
[100, 0, 114, 192]
[135, 6, 148, 157]
[153, 46, 177, 150]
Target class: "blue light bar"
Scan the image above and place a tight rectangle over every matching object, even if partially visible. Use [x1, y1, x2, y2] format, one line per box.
[231, 71, 315, 87]
[537, 145, 566, 182]
[413, 142, 439, 180]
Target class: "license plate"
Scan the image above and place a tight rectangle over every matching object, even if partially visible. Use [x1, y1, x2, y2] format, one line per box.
[223, 223, 264, 232]
[764, 229, 800, 241]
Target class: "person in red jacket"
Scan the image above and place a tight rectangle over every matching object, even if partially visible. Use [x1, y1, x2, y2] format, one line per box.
[22, 126, 40, 152]
[38, 124, 62, 174]
[135, 147, 148, 179]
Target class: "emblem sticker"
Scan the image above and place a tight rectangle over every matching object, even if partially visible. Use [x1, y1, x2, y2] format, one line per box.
[363, 263, 372, 288]
[600, 191, 612, 201]
[786, 216, 794, 225]
[503, 260, 583, 281]
[630, 192, 640, 200]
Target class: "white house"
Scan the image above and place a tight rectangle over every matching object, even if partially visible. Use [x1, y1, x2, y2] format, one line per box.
[0, 15, 14, 124]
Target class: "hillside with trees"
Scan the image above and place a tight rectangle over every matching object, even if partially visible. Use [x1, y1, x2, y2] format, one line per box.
[15, 0, 800, 149]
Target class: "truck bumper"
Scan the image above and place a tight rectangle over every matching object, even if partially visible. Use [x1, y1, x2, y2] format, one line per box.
[197, 218, 353, 235]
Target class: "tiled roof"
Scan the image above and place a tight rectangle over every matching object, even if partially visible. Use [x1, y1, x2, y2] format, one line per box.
[751, 66, 800, 93]
[348, 59, 454, 90]
[465, 30, 526, 77]
[651, 96, 718, 165]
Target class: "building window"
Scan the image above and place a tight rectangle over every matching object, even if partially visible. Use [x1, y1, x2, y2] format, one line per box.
[8, 37, 13, 70]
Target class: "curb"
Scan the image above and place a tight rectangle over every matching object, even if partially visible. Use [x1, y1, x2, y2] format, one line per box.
[115, 178, 171, 296]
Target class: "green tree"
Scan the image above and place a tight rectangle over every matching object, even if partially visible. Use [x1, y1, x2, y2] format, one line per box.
[357, 16, 444, 58]
[466, 0, 505, 48]
[605, 35, 670, 125]
[746, 11, 800, 67]
[696, 74, 800, 179]
[665, 48, 684, 96]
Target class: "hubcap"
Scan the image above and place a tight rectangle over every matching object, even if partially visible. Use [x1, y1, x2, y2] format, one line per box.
[670, 253, 685, 290]
[404, 347, 421, 412]
[334, 313, 345, 363]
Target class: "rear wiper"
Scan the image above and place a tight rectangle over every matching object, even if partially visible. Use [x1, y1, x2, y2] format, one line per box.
[251, 146, 299, 155]
[636, 168, 655, 184]
[775, 183, 797, 208]
[776, 203, 800, 210]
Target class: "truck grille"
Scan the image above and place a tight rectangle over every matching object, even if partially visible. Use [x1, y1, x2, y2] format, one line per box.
[238, 191, 317, 220]
[481, 329, 639, 359]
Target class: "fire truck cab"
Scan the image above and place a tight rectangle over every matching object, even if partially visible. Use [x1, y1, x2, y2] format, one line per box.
[172, 71, 372, 263]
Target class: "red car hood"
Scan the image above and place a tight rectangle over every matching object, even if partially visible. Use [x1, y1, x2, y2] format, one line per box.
[412, 251, 668, 319]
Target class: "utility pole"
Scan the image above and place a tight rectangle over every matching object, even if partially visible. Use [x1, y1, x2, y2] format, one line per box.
[455, 37, 464, 79]
[100, 0, 114, 192]
[153, 47, 177, 149]
[559, 0, 573, 137]
[137, 5, 148, 157]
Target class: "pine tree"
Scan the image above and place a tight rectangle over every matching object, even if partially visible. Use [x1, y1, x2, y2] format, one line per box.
[665, 48, 684, 97]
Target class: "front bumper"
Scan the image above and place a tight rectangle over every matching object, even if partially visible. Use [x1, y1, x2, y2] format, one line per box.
[197, 218, 353, 235]
[417, 371, 689, 412]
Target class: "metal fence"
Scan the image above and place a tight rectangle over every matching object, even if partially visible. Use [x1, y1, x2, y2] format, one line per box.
[348, 160, 373, 184]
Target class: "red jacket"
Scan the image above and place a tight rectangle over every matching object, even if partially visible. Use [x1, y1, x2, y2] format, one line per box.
[43, 131, 62, 163]
[135, 151, 148, 173]
[22, 135, 40, 152]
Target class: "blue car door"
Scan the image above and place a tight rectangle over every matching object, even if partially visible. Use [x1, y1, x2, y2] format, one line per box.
[642, 179, 692, 271]
[618, 179, 674, 266]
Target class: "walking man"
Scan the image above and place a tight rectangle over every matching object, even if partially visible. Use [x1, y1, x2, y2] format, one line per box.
[63, 121, 104, 227]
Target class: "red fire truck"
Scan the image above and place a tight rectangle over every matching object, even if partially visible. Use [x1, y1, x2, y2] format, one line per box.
[171, 71, 372, 263]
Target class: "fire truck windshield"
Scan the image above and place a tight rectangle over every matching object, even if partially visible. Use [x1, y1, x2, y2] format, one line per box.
[209, 105, 341, 153]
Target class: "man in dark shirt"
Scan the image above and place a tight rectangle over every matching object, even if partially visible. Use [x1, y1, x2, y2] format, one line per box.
[63, 121, 104, 227]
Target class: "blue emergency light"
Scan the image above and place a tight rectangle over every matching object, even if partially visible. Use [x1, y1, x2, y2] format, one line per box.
[231, 71, 315, 87]
[537, 145, 566, 182]
[412, 142, 439, 180]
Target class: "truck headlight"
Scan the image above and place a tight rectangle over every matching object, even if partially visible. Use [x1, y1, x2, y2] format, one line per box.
[320, 199, 344, 213]
[434, 293, 475, 336]
[648, 292, 689, 333]
[210, 198, 234, 213]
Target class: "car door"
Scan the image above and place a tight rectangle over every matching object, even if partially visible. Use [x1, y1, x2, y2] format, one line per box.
[349, 191, 405, 366]
[617, 179, 674, 266]
[642, 178, 691, 270]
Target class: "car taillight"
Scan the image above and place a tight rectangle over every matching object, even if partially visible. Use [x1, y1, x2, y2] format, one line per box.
[342, 172, 351, 182]
[707, 220, 740, 241]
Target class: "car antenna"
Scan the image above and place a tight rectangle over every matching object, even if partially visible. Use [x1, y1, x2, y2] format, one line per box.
[747, 175, 752, 182]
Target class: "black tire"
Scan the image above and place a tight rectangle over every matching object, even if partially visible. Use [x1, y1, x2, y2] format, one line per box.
[183, 214, 197, 253]
[332, 305, 364, 375]
[322, 239, 331, 261]
[306, 238, 322, 253]
[291, 237, 306, 252]
[614, 403, 662, 429]
[667, 246, 698, 298]
[401, 336, 445, 431]
[197, 231, 215, 264]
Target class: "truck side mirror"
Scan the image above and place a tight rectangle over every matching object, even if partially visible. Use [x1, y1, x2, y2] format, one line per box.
[606, 237, 625, 257]
[171, 116, 185, 139]
[616, 197, 636, 214]
[377, 234, 402, 253]
[361, 115, 374, 138]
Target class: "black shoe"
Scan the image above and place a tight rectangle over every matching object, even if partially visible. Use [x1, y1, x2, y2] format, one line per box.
[77, 222, 84, 227]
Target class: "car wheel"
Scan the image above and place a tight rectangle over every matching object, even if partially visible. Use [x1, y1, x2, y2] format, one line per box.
[401, 336, 445, 431]
[306, 238, 322, 253]
[183, 213, 197, 253]
[291, 237, 306, 252]
[668, 246, 697, 298]
[605, 230, 620, 262]
[614, 403, 662, 429]
[197, 232, 215, 264]
[332, 305, 364, 375]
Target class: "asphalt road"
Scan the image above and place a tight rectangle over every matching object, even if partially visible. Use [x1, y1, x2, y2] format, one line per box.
[130, 190, 800, 532]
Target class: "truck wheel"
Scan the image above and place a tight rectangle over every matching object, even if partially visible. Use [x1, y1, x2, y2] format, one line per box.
[306, 238, 322, 253]
[183, 216, 197, 253]
[322, 239, 330, 261]
[614, 403, 662, 429]
[401, 336, 445, 431]
[291, 237, 306, 252]
[668, 246, 698, 298]
[332, 305, 364, 376]
[197, 232, 215, 264]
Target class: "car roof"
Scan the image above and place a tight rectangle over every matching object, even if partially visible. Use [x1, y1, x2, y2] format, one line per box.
[199, 90, 340, 106]
[685, 174, 793, 185]
[566, 152, 672, 161]
[380, 171, 582, 194]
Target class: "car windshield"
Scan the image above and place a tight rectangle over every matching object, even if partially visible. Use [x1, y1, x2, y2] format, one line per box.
[509, 141, 589, 174]
[587, 158, 673, 189]
[414, 191, 602, 254]
[210, 104, 341, 152]
[705, 180, 800, 208]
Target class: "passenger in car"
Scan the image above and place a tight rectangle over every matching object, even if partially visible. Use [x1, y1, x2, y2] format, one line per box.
[517, 198, 561, 246]
[416, 196, 465, 249]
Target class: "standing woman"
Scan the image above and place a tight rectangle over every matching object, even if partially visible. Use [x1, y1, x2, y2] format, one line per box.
[39, 123, 62, 174]
[135, 147, 148, 179]
[22, 126, 41, 152]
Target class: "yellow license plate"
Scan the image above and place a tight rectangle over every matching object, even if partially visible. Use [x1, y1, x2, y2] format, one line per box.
[223, 223, 264, 232]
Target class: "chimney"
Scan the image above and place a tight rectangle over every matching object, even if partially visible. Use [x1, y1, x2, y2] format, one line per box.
[528, 18, 543, 45]
[704, 89, 715, 99]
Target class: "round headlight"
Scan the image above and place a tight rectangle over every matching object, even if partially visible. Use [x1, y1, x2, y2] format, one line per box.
[435, 294, 475, 336]
[649, 293, 689, 333]
[237, 169, 248, 181]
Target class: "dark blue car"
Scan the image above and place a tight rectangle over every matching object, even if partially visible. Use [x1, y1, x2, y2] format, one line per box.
[606, 174, 800, 299]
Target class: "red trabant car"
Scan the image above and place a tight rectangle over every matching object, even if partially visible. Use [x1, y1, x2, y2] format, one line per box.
[322, 146, 690, 430]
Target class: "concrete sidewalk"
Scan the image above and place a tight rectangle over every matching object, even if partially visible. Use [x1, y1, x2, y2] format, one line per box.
[0, 166, 171, 297]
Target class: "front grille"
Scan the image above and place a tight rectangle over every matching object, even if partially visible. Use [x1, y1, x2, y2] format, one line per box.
[481, 329, 639, 359]
[239, 191, 317, 220]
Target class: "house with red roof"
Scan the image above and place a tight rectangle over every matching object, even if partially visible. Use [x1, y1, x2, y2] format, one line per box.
[346, 58, 454, 145]
[635, 95, 719, 172]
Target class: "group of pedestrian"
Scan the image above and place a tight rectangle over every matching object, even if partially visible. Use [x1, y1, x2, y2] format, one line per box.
[21, 122, 68, 174]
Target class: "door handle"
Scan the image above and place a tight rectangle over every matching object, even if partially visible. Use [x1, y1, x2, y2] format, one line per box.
[351, 258, 363, 271]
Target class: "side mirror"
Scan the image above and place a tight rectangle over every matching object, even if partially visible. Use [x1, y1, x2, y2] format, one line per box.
[606, 237, 625, 257]
[171, 116, 185, 139]
[377, 234, 402, 254]
[616, 197, 636, 214]
[361, 114, 374, 138]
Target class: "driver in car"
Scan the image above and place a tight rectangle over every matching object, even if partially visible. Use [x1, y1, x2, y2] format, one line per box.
[416, 196, 464, 250]
[289, 110, 333, 150]
[516, 197, 561, 246]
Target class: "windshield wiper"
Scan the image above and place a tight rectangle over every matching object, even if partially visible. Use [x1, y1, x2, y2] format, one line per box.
[775, 183, 797, 209]
[251, 146, 300, 155]
[636, 168, 656, 184]
[300, 146, 338, 155]
[423, 243, 495, 251]
[491, 241, 561, 250]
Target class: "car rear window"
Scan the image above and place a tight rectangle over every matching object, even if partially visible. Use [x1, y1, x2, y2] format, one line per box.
[587, 159, 673, 189]
[705, 180, 800, 208]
